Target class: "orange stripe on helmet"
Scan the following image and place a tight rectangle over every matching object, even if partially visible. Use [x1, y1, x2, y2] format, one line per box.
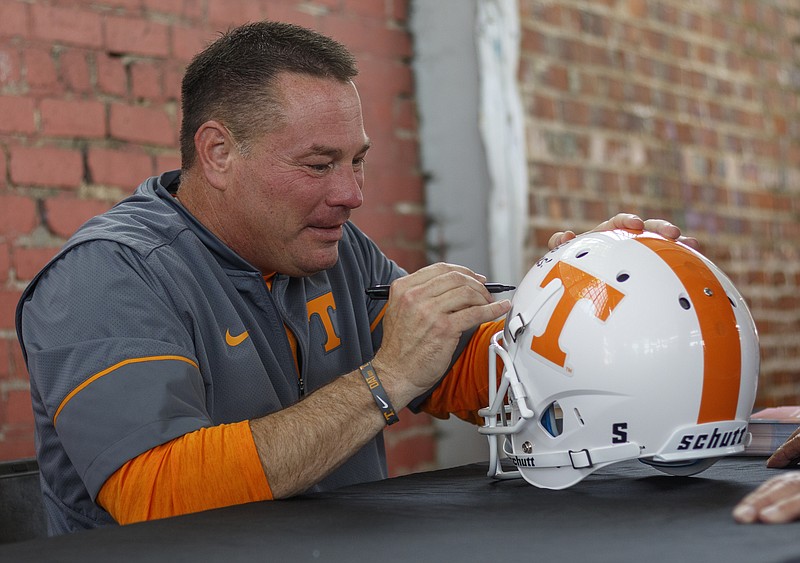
[635, 236, 741, 423]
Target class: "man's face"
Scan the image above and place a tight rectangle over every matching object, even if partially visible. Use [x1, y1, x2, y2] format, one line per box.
[222, 72, 371, 277]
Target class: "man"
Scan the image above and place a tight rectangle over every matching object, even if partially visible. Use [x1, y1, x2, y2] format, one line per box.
[16, 21, 693, 534]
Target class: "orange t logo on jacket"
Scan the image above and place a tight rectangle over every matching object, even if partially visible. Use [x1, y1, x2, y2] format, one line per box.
[307, 292, 341, 352]
[530, 262, 625, 368]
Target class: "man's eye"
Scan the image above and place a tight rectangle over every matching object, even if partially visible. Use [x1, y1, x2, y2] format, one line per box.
[308, 163, 332, 172]
[353, 157, 366, 169]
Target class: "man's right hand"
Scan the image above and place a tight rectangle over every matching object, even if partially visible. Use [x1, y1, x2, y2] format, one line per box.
[250, 262, 510, 499]
[371, 263, 511, 407]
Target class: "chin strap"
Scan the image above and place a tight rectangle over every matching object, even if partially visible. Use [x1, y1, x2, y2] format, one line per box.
[503, 440, 641, 470]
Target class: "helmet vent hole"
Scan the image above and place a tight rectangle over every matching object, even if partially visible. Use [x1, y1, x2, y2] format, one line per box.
[576, 250, 589, 258]
[728, 294, 737, 308]
[540, 401, 564, 437]
[679, 296, 691, 310]
[616, 272, 630, 283]
[574, 408, 585, 425]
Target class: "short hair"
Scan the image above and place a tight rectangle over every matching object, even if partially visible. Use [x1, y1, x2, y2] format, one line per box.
[179, 21, 359, 170]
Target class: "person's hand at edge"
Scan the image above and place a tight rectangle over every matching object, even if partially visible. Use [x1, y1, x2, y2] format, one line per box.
[766, 427, 800, 469]
[733, 472, 800, 524]
[732, 428, 800, 524]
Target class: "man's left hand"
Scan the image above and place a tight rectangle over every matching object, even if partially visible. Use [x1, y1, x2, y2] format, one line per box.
[547, 213, 700, 251]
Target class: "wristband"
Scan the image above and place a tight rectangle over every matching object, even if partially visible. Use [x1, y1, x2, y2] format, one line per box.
[359, 361, 399, 426]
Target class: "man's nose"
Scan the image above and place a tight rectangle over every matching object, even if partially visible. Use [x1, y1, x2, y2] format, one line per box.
[328, 167, 364, 209]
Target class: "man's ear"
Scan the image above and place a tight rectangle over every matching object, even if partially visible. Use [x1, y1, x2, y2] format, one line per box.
[194, 121, 236, 190]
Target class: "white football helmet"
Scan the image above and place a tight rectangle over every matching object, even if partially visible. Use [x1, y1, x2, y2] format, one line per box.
[479, 229, 759, 489]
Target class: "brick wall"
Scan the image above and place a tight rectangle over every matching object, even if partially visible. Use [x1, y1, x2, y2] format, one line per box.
[0, 0, 434, 474]
[518, 0, 800, 407]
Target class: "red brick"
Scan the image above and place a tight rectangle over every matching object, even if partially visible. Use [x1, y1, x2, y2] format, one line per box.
[40, 98, 106, 138]
[44, 196, 112, 238]
[88, 147, 153, 188]
[0, 430, 36, 461]
[171, 25, 212, 62]
[24, 47, 61, 95]
[101, 0, 146, 9]
[10, 146, 83, 189]
[110, 103, 175, 146]
[32, 3, 103, 48]
[208, 0, 265, 27]
[391, 0, 408, 22]
[262, 2, 317, 29]
[0, 47, 22, 88]
[356, 58, 413, 96]
[96, 53, 128, 97]
[0, 194, 37, 236]
[129, 61, 163, 101]
[0, 96, 35, 134]
[12, 246, 59, 281]
[0, 342, 28, 382]
[104, 15, 170, 58]
[59, 48, 92, 93]
[389, 411, 433, 432]
[309, 0, 339, 10]
[351, 211, 381, 241]
[385, 432, 436, 476]
[342, 0, 387, 19]
[163, 63, 184, 101]
[4, 390, 34, 426]
[0, 1, 30, 39]
[9, 343, 26, 381]
[393, 97, 417, 131]
[0, 242, 8, 284]
[0, 290, 21, 330]
[155, 152, 181, 172]
[320, 15, 411, 59]
[0, 339, 10, 380]
[143, 0, 203, 20]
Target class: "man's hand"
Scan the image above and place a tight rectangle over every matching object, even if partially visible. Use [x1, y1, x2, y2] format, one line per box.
[547, 213, 700, 251]
[372, 263, 511, 406]
[733, 429, 800, 524]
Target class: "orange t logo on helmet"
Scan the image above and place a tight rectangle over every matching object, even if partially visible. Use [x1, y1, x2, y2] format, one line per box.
[530, 262, 625, 369]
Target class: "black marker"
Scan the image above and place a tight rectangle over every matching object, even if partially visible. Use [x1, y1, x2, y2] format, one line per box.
[365, 283, 516, 300]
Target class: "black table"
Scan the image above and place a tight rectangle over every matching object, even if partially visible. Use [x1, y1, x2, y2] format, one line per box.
[2, 457, 799, 562]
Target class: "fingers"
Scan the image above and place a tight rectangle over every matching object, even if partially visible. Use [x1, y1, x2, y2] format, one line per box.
[767, 430, 800, 468]
[675, 235, 701, 251]
[375, 264, 512, 402]
[548, 230, 576, 250]
[603, 212, 645, 232]
[393, 262, 487, 296]
[642, 219, 701, 250]
[733, 473, 800, 524]
[392, 265, 510, 328]
[547, 213, 700, 251]
[642, 218, 679, 239]
[389, 266, 493, 311]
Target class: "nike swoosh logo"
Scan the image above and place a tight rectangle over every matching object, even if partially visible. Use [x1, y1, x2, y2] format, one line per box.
[376, 395, 389, 409]
[225, 329, 250, 347]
